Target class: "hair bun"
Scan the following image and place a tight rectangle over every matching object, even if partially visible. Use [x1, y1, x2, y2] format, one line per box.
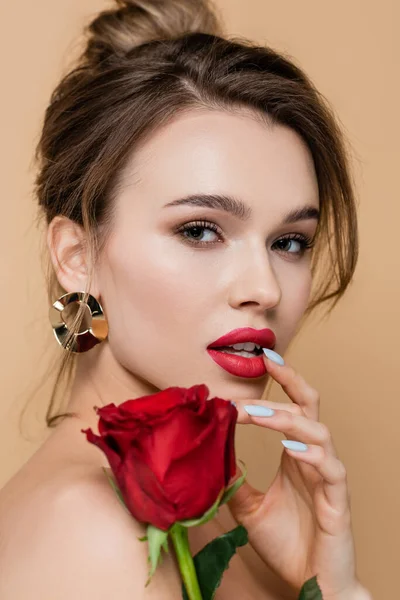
[82, 0, 224, 66]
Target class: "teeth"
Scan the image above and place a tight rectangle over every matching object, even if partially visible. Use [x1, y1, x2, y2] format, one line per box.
[231, 342, 261, 351]
[220, 349, 258, 358]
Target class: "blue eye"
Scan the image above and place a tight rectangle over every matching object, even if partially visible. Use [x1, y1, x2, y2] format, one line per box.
[273, 234, 314, 255]
[175, 220, 223, 245]
[175, 220, 315, 257]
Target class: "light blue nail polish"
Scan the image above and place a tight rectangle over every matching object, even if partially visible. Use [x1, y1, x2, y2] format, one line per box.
[230, 401, 237, 407]
[262, 348, 285, 365]
[281, 440, 308, 452]
[244, 405, 275, 417]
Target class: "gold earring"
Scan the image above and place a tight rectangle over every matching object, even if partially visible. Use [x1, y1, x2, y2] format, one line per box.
[49, 291, 108, 353]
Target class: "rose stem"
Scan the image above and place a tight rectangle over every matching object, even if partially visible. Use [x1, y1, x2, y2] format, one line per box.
[169, 524, 203, 600]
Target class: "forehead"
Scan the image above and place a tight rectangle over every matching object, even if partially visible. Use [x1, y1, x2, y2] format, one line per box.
[118, 108, 319, 215]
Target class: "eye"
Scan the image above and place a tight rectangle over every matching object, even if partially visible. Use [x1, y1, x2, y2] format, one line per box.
[175, 220, 224, 246]
[175, 220, 315, 257]
[272, 233, 315, 258]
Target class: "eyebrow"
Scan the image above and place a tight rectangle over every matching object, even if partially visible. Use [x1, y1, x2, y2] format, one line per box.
[163, 193, 320, 224]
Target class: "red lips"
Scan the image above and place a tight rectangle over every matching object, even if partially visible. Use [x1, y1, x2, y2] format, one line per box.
[208, 327, 276, 350]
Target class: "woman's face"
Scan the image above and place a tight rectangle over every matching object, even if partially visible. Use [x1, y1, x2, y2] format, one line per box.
[95, 108, 320, 401]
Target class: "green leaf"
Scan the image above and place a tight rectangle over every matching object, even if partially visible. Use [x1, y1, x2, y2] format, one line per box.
[219, 459, 248, 506]
[298, 576, 323, 599]
[145, 524, 170, 586]
[177, 488, 225, 528]
[182, 525, 249, 600]
[102, 467, 128, 511]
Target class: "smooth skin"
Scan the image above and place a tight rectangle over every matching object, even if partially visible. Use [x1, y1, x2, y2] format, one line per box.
[227, 353, 373, 599]
[0, 108, 368, 600]
[15, 108, 372, 599]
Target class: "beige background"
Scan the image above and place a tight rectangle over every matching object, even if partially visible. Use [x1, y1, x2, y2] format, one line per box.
[1, 1, 398, 596]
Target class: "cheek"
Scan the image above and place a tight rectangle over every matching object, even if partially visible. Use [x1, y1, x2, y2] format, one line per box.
[98, 232, 210, 351]
[277, 265, 312, 346]
[290, 266, 312, 311]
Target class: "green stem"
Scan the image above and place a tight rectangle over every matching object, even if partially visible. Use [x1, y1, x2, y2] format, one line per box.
[169, 524, 203, 600]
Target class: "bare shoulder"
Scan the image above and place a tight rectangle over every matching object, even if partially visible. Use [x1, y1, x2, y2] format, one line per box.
[0, 465, 182, 599]
[0, 420, 286, 600]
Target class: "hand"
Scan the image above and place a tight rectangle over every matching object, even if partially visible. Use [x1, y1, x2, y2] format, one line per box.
[226, 353, 365, 598]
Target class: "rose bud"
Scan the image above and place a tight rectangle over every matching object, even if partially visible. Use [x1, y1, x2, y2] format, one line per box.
[81, 384, 238, 532]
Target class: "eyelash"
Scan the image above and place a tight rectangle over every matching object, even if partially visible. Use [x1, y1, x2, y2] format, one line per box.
[175, 219, 315, 257]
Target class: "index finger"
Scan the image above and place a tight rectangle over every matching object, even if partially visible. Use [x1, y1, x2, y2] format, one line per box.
[229, 399, 303, 425]
[262, 354, 320, 421]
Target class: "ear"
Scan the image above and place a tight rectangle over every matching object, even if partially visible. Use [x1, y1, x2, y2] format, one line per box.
[47, 216, 100, 298]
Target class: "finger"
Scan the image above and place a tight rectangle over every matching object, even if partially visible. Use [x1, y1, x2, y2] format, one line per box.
[262, 354, 320, 421]
[281, 442, 350, 514]
[235, 405, 337, 456]
[231, 399, 304, 424]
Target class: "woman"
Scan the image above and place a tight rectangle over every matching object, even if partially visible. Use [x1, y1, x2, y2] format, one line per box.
[0, 0, 373, 598]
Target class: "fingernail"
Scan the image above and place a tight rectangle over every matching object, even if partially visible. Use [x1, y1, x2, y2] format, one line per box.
[244, 405, 275, 417]
[262, 348, 285, 365]
[230, 401, 237, 407]
[281, 440, 308, 452]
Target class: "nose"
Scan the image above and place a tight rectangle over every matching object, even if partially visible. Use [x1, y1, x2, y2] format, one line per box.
[227, 243, 282, 312]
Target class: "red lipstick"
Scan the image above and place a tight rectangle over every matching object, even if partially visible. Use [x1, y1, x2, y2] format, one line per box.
[207, 327, 276, 378]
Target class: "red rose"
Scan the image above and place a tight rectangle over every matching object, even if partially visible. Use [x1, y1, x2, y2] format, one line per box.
[82, 384, 238, 531]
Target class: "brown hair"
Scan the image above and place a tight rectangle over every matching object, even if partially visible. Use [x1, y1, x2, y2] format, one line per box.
[28, 0, 359, 429]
